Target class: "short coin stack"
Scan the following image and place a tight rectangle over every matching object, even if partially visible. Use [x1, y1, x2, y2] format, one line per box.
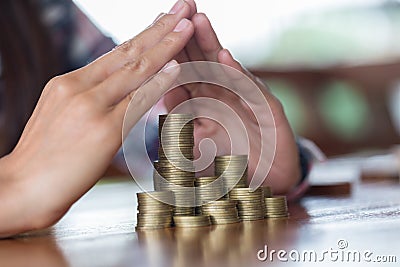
[173, 215, 211, 228]
[264, 196, 289, 218]
[215, 155, 247, 196]
[136, 191, 174, 230]
[195, 176, 224, 208]
[229, 188, 265, 221]
[262, 186, 272, 198]
[201, 200, 241, 225]
[155, 114, 196, 216]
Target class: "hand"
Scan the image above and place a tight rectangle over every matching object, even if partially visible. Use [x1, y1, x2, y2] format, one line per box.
[163, 13, 301, 194]
[0, 0, 196, 237]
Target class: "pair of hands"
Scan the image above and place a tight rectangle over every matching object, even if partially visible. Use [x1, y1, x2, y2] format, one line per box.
[0, 0, 299, 237]
[163, 1, 299, 191]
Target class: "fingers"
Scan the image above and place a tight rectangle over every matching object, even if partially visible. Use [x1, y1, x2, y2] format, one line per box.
[93, 19, 194, 106]
[183, 0, 197, 16]
[114, 60, 181, 132]
[218, 48, 269, 96]
[163, 87, 191, 111]
[217, 48, 280, 120]
[80, 0, 194, 85]
[184, 37, 205, 61]
[218, 49, 243, 72]
[192, 13, 223, 62]
[175, 45, 190, 64]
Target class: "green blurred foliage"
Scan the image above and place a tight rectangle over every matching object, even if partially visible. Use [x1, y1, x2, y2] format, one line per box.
[265, 3, 400, 66]
[265, 79, 307, 134]
[318, 81, 369, 140]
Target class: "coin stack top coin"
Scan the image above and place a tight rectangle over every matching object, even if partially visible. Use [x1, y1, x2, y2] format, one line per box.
[136, 191, 174, 230]
[173, 215, 211, 228]
[215, 155, 247, 195]
[229, 188, 265, 221]
[156, 114, 196, 216]
[264, 196, 288, 218]
[201, 200, 241, 225]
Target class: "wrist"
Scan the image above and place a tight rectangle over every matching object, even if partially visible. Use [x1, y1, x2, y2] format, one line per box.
[286, 138, 326, 201]
[0, 153, 14, 183]
[0, 154, 22, 237]
[0, 153, 45, 238]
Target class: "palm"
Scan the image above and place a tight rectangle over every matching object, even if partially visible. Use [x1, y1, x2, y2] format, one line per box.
[165, 35, 300, 193]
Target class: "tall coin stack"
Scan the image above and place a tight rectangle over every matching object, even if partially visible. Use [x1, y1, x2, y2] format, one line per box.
[136, 191, 174, 230]
[201, 200, 241, 225]
[264, 196, 289, 218]
[214, 155, 247, 196]
[155, 114, 196, 216]
[229, 188, 265, 221]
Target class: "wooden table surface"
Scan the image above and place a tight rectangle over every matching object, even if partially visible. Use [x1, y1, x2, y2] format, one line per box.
[1, 159, 399, 267]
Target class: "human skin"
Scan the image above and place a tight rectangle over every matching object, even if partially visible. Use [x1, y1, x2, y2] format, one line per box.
[164, 11, 300, 193]
[0, 0, 197, 238]
[0, 0, 300, 238]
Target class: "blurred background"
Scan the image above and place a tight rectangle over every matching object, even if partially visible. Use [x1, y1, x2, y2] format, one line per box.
[75, 0, 400, 157]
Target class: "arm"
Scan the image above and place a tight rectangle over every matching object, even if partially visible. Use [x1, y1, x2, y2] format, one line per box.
[0, 0, 196, 238]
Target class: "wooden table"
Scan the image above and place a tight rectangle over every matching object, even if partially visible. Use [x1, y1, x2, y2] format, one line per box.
[1, 162, 399, 267]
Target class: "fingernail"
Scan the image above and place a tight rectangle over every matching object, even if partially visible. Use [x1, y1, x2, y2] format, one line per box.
[169, 0, 185, 14]
[162, 60, 178, 73]
[173, 18, 190, 32]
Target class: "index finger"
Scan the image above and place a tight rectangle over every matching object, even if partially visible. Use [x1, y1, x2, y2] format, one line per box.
[80, 0, 197, 84]
[192, 13, 223, 62]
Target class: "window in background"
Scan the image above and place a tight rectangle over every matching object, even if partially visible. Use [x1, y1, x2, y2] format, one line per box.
[73, 0, 394, 67]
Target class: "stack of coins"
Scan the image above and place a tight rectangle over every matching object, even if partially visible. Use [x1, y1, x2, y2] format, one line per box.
[173, 215, 211, 228]
[158, 114, 194, 162]
[201, 200, 241, 225]
[136, 191, 174, 230]
[262, 186, 272, 198]
[155, 114, 196, 216]
[172, 187, 196, 216]
[152, 165, 162, 191]
[136, 113, 291, 231]
[153, 161, 196, 216]
[195, 176, 224, 208]
[229, 188, 265, 221]
[264, 196, 289, 218]
[215, 155, 247, 195]
[153, 161, 195, 190]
